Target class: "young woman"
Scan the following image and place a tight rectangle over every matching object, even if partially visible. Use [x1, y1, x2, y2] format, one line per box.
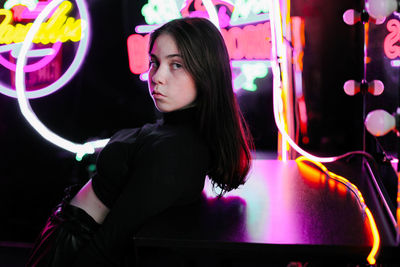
[27, 17, 253, 266]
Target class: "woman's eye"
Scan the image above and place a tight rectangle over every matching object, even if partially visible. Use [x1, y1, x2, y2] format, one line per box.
[171, 63, 182, 70]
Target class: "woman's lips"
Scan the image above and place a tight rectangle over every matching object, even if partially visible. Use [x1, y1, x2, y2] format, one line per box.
[152, 91, 165, 99]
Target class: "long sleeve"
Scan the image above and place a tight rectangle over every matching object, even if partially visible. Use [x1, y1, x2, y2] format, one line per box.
[74, 132, 209, 266]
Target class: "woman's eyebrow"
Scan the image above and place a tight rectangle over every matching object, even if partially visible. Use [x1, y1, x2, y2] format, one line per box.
[166, 54, 182, 58]
[149, 53, 182, 59]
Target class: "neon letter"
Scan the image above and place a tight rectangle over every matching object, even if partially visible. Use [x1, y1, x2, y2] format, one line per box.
[384, 19, 400, 59]
[0, 1, 82, 45]
[127, 33, 150, 74]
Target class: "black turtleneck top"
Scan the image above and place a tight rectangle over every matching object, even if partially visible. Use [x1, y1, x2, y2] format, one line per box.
[78, 107, 210, 266]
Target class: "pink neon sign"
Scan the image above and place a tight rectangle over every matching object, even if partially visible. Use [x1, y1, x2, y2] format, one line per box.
[127, 22, 271, 75]
[127, 0, 272, 91]
[384, 19, 400, 59]
[10, 43, 63, 90]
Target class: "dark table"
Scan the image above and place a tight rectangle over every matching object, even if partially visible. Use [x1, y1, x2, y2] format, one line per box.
[132, 159, 399, 266]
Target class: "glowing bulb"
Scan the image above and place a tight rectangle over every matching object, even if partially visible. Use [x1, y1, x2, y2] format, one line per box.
[365, 0, 398, 20]
[365, 109, 396, 136]
[343, 9, 360, 25]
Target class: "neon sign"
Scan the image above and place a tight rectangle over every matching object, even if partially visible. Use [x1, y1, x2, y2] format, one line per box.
[127, 0, 272, 92]
[382, 18, 400, 68]
[141, 0, 182, 25]
[4, 0, 38, 11]
[12, 0, 270, 159]
[0, 0, 89, 98]
[0, 1, 82, 44]
[384, 19, 400, 60]
[230, 0, 269, 25]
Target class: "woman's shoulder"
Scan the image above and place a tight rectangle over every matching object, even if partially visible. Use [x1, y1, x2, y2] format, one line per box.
[108, 121, 159, 144]
[141, 126, 210, 173]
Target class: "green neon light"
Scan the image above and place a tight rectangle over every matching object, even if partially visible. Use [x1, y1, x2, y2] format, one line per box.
[231, 0, 269, 24]
[233, 61, 269, 91]
[141, 0, 183, 25]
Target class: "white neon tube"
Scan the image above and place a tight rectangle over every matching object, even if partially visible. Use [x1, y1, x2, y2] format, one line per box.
[202, 0, 220, 29]
[15, 0, 109, 158]
[269, 0, 343, 163]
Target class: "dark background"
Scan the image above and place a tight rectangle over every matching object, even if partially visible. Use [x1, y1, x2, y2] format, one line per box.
[0, 0, 398, 244]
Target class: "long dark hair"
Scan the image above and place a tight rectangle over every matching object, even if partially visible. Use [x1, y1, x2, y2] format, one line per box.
[149, 17, 253, 194]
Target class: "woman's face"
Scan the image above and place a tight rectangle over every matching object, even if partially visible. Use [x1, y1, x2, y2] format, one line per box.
[148, 34, 197, 113]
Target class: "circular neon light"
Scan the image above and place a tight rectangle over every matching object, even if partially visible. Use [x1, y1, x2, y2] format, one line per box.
[0, 0, 90, 99]
[15, 0, 108, 158]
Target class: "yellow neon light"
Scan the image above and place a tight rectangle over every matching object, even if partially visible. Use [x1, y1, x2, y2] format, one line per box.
[397, 172, 400, 234]
[0, 1, 82, 45]
[295, 156, 380, 265]
[365, 207, 380, 265]
[271, 0, 294, 161]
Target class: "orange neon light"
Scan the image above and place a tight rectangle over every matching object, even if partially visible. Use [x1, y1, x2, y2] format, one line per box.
[297, 158, 327, 184]
[0, 1, 82, 45]
[365, 207, 380, 265]
[298, 160, 353, 197]
[295, 156, 380, 265]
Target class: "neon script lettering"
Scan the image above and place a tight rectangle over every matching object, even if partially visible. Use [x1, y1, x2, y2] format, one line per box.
[127, 22, 271, 74]
[384, 19, 400, 59]
[0, 1, 82, 45]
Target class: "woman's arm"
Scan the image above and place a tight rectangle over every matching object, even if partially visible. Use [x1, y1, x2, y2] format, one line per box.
[70, 179, 110, 224]
[73, 136, 208, 266]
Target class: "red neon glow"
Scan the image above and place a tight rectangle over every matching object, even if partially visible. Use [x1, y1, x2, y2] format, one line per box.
[384, 19, 400, 59]
[127, 22, 271, 75]
[291, 16, 304, 72]
[11, 5, 26, 21]
[297, 96, 308, 137]
[127, 34, 150, 75]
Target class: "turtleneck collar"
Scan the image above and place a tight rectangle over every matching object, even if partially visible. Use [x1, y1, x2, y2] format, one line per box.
[162, 107, 197, 125]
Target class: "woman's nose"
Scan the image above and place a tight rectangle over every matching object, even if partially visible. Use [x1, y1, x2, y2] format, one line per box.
[151, 67, 166, 85]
